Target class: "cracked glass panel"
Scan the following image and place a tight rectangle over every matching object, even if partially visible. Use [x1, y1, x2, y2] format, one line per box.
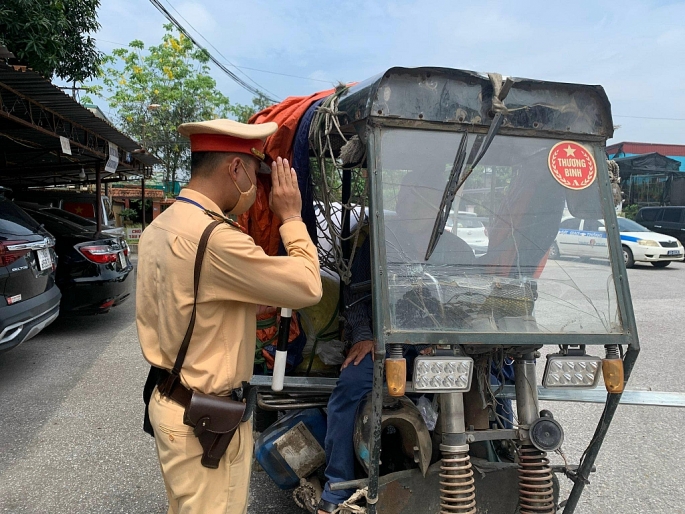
[379, 128, 622, 334]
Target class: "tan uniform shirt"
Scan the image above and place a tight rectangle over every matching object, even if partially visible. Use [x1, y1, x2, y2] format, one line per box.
[137, 188, 322, 396]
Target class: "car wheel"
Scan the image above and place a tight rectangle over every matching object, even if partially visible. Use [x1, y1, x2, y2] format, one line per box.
[651, 261, 671, 268]
[623, 246, 634, 268]
[549, 243, 560, 259]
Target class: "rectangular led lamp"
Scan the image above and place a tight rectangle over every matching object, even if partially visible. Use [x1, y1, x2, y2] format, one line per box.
[542, 354, 602, 389]
[413, 356, 474, 392]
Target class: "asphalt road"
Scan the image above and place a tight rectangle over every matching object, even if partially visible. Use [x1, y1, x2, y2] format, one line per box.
[0, 259, 684, 513]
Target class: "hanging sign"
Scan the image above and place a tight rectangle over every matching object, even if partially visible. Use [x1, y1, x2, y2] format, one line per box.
[59, 136, 72, 155]
[105, 142, 119, 173]
[548, 141, 597, 190]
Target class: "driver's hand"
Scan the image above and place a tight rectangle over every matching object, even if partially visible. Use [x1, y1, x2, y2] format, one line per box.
[341, 340, 375, 370]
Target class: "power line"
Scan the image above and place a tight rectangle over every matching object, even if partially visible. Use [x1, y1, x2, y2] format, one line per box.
[614, 114, 685, 122]
[95, 37, 334, 85]
[161, 0, 280, 100]
[231, 66, 334, 84]
[147, 0, 280, 103]
[95, 38, 130, 46]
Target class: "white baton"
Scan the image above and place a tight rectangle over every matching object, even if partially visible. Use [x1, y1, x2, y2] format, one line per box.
[271, 308, 292, 392]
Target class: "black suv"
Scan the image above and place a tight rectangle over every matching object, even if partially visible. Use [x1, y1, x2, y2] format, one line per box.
[19, 206, 132, 315]
[635, 206, 685, 243]
[0, 196, 60, 353]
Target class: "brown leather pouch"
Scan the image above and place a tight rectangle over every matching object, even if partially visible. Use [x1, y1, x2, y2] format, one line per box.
[183, 392, 246, 469]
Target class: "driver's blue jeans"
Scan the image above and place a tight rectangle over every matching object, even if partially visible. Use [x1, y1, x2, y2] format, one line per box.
[321, 354, 374, 505]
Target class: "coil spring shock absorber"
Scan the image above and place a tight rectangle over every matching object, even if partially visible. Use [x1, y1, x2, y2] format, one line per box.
[388, 344, 403, 359]
[439, 446, 476, 514]
[605, 344, 620, 360]
[518, 445, 555, 514]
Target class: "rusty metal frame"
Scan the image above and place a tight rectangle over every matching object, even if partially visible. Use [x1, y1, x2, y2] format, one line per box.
[361, 124, 638, 514]
[0, 81, 151, 176]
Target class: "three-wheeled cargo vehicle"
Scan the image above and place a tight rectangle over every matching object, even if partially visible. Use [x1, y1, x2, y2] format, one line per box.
[250, 67, 640, 514]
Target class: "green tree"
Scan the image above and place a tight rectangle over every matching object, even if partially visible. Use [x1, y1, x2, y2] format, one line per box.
[231, 93, 274, 123]
[100, 25, 240, 188]
[0, 0, 101, 82]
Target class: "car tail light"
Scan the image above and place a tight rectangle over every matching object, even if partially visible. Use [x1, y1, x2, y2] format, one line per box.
[122, 241, 130, 256]
[100, 299, 116, 309]
[0, 241, 30, 267]
[77, 244, 119, 264]
[484, 227, 489, 237]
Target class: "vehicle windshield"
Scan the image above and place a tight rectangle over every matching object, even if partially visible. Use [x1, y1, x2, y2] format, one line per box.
[24, 209, 89, 237]
[456, 218, 482, 229]
[617, 218, 650, 232]
[378, 128, 622, 335]
[43, 207, 96, 226]
[0, 199, 44, 236]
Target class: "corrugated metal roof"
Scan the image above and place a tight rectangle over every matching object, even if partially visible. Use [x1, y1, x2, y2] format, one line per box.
[607, 141, 685, 158]
[613, 153, 683, 182]
[0, 62, 159, 167]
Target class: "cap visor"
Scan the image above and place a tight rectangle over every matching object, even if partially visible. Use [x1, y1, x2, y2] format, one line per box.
[258, 162, 272, 174]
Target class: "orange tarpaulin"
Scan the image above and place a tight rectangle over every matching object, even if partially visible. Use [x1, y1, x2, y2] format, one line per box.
[239, 88, 336, 256]
[243, 88, 336, 351]
[249, 88, 336, 164]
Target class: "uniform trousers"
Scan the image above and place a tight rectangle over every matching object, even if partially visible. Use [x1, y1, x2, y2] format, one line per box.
[149, 388, 253, 514]
[321, 354, 374, 505]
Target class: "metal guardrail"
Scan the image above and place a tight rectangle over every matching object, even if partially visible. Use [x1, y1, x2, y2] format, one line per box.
[498, 385, 685, 408]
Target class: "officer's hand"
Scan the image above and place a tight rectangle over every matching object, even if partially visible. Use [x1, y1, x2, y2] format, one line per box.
[341, 340, 375, 370]
[269, 157, 302, 222]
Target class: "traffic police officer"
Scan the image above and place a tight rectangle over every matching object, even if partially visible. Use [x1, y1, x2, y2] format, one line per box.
[137, 119, 323, 514]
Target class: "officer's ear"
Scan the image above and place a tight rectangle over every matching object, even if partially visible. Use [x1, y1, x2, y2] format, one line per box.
[226, 155, 242, 180]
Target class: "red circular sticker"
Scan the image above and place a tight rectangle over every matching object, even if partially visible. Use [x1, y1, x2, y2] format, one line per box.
[548, 141, 597, 190]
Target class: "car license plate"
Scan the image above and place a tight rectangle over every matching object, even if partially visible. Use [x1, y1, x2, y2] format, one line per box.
[36, 248, 52, 271]
[118, 251, 127, 268]
[667, 250, 681, 256]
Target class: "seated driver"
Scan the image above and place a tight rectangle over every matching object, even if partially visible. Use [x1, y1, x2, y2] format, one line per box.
[317, 172, 475, 513]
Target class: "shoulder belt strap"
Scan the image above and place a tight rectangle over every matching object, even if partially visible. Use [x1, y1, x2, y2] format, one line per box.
[170, 220, 222, 377]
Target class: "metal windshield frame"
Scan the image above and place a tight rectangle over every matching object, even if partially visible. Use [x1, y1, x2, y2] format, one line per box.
[331, 67, 639, 513]
[367, 121, 640, 352]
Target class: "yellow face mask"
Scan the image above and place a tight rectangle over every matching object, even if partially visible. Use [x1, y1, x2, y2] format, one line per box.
[227, 160, 257, 215]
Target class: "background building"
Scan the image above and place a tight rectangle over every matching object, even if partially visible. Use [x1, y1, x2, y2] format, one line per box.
[607, 142, 685, 207]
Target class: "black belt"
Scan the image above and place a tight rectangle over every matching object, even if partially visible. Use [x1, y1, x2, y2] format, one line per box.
[155, 368, 255, 421]
[165, 376, 193, 408]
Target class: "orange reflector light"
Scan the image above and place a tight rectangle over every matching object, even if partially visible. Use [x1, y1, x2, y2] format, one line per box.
[386, 358, 406, 397]
[602, 358, 625, 394]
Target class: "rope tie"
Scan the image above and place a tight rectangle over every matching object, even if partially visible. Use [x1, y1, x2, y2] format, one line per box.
[309, 85, 369, 284]
[332, 487, 371, 514]
[607, 160, 622, 207]
[487, 72, 513, 115]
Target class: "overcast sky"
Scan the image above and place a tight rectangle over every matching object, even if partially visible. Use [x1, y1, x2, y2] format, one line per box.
[90, 0, 685, 145]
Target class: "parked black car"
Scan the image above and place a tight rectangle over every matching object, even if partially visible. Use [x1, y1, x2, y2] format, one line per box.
[16, 201, 125, 237]
[19, 206, 133, 315]
[635, 206, 685, 243]
[13, 190, 117, 227]
[0, 197, 60, 353]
